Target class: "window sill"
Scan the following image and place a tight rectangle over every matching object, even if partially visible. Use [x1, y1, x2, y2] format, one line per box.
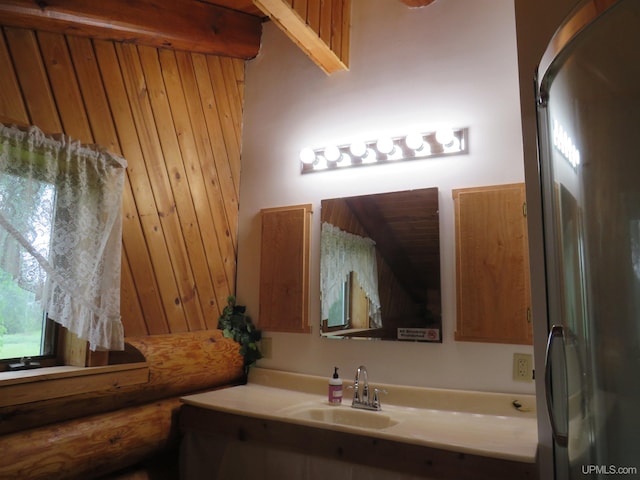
[0, 362, 149, 407]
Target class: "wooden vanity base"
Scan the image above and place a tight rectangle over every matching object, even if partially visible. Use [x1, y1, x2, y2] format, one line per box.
[180, 405, 537, 480]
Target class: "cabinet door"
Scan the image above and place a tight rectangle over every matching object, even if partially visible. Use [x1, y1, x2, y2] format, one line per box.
[259, 204, 312, 333]
[453, 184, 532, 344]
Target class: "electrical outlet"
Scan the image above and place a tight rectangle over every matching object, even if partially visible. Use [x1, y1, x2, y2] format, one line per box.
[260, 337, 272, 359]
[513, 353, 533, 382]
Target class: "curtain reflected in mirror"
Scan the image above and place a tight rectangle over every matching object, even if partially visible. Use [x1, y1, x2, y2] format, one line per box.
[320, 188, 442, 341]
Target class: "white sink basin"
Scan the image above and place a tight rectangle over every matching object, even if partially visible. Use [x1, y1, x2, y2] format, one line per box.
[180, 368, 538, 463]
[285, 404, 399, 430]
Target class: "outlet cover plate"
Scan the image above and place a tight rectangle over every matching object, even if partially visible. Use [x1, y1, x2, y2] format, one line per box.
[513, 353, 533, 382]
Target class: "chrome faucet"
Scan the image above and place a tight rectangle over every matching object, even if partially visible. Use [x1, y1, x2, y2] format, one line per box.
[351, 365, 384, 411]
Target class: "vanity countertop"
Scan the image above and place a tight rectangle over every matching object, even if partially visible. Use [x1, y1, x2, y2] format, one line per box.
[180, 367, 538, 464]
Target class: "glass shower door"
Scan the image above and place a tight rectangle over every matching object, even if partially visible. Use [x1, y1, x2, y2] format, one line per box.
[537, 0, 640, 478]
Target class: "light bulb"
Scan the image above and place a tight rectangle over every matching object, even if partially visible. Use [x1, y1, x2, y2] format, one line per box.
[324, 145, 341, 163]
[405, 133, 425, 151]
[435, 127, 455, 147]
[349, 141, 367, 158]
[376, 137, 395, 155]
[299, 147, 316, 165]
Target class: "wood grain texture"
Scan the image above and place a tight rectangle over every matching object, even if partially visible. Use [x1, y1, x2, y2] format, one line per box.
[37, 31, 93, 141]
[158, 49, 231, 321]
[254, 0, 350, 74]
[0, 0, 261, 59]
[207, 55, 242, 196]
[340, 0, 351, 67]
[124, 330, 244, 395]
[307, 0, 322, 33]
[0, 330, 243, 435]
[453, 184, 532, 344]
[4, 27, 62, 134]
[0, 331, 240, 476]
[180, 406, 538, 480]
[192, 53, 241, 249]
[0, 18, 247, 478]
[0, 397, 181, 480]
[350, 277, 370, 329]
[0, 32, 28, 123]
[64, 36, 150, 336]
[0, 363, 148, 407]
[259, 205, 312, 333]
[173, 53, 237, 325]
[0, 25, 241, 338]
[319, 0, 333, 46]
[95, 39, 185, 335]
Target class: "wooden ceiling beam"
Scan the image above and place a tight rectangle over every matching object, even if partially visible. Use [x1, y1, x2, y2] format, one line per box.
[254, 0, 350, 75]
[0, 0, 262, 59]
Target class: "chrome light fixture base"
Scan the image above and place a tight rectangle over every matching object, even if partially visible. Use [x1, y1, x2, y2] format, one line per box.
[300, 127, 468, 174]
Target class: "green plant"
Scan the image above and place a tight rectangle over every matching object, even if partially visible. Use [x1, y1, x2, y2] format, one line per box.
[218, 296, 262, 368]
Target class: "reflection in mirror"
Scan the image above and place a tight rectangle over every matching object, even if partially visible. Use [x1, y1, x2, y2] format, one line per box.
[320, 188, 442, 341]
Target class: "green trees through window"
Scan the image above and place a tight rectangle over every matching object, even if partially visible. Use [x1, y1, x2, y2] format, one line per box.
[0, 267, 47, 358]
[0, 173, 55, 361]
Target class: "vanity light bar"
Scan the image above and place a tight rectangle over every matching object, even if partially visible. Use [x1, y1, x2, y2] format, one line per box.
[299, 127, 468, 174]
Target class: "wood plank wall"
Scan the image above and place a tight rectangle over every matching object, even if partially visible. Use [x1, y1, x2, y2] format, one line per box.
[0, 26, 242, 337]
[289, 0, 350, 66]
[255, 0, 350, 74]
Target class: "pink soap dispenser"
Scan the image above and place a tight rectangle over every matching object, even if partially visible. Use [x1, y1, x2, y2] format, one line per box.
[328, 366, 343, 404]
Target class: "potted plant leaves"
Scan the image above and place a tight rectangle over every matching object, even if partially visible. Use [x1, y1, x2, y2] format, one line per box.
[217, 296, 262, 378]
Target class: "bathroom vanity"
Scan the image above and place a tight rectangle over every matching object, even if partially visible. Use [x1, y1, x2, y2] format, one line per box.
[179, 368, 537, 479]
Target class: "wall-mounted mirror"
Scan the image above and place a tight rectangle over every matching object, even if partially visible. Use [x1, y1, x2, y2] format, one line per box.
[320, 187, 441, 341]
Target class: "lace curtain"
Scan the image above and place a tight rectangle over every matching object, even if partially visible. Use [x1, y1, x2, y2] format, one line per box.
[320, 222, 382, 328]
[0, 124, 127, 351]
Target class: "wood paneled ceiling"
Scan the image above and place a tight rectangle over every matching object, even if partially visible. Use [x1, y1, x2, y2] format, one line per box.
[344, 188, 441, 302]
[0, 0, 436, 75]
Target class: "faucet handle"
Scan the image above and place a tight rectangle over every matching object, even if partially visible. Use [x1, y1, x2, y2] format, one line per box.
[372, 388, 388, 409]
[347, 384, 358, 405]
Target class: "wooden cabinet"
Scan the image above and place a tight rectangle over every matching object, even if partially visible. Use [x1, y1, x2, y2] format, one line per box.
[180, 405, 536, 480]
[453, 183, 532, 344]
[259, 204, 312, 333]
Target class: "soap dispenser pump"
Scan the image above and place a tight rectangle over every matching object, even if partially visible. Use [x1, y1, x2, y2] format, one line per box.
[328, 366, 343, 404]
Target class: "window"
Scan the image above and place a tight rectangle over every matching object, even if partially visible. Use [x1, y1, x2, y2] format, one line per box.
[0, 278, 57, 363]
[0, 124, 127, 360]
[0, 173, 57, 364]
[320, 222, 382, 330]
[327, 275, 351, 328]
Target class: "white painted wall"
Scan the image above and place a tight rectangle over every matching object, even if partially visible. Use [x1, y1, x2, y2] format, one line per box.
[237, 0, 534, 394]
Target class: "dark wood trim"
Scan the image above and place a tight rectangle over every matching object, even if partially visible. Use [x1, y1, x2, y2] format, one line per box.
[0, 0, 262, 58]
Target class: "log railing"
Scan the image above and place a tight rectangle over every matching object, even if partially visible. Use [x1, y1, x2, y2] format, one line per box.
[0, 330, 244, 479]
